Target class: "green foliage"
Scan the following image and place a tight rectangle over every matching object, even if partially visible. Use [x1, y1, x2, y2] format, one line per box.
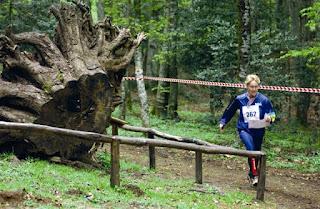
[176, 1, 239, 116]
[56, 70, 64, 83]
[301, 1, 320, 31]
[0, 0, 59, 36]
[43, 82, 53, 94]
[104, 0, 167, 38]
[281, 0, 320, 84]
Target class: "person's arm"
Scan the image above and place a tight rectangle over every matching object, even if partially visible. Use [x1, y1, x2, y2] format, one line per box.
[264, 99, 276, 123]
[219, 97, 239, 129]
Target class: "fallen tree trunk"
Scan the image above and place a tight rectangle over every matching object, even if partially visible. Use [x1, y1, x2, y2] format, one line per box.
[110, 117, 216, 147]
[0, 1, 144, 162]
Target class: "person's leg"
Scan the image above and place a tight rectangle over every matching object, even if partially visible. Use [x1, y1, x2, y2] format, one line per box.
[239, 130, 257, 178]
[252, 129, 265, 151]
[252, 129, 265, 175]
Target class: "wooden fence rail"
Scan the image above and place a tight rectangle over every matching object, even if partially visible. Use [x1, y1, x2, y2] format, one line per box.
[0, 121, 266, 201]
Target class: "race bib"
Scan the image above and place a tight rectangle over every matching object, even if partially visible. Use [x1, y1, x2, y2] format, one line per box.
[242, 104, 260, 123]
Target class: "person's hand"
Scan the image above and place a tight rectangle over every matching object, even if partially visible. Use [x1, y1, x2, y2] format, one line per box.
[265, 116, 271, 122]
[219, 124, 224, 133]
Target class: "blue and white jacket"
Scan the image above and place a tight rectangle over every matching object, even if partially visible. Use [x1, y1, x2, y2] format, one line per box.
[220, 92, 275, 130]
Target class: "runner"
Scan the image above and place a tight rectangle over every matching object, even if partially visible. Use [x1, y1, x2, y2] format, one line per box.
[219, 74, 275, 186]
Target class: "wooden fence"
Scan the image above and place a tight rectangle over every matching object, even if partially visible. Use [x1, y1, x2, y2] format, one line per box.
[0, 119, 267, 201]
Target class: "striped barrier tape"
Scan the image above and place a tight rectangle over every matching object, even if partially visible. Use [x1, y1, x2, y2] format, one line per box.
[123, 76, 320, 94]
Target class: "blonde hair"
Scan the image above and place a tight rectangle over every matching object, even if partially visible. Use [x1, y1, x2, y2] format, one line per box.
[245, 74, 260, 86]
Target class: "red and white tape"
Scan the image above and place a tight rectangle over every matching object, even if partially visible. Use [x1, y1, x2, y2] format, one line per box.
[123, 76, 320, 94]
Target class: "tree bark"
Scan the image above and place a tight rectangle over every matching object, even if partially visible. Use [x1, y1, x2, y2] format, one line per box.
[133, 0, 150, 127]
[155, 62, 169, 118]
[8, 0, 13, 26]
[97, 0, 105, 20]
[167, 0, 179, 120]
[155, 2, 171, 119]
[119, 80, 127, 120]
[135, 48, 150, 127]
[0, 1, 144, 162]
[307, 95, 320, 128]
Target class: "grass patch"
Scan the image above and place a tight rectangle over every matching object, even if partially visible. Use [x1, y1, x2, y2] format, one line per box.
[0, 153, 272, 208]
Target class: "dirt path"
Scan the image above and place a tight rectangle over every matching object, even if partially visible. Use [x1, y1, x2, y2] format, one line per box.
[116, 145, 320, 209]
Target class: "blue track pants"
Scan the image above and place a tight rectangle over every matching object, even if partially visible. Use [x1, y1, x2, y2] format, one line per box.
[238, 129, 265, 178]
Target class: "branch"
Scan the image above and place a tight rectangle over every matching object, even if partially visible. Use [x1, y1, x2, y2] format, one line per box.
[0, 79, 50, 113]
[49, 5, 65, 30]
[100, 33, 146, 71]
[0, 106, 36, 123]
[0, 35, 18, 59]
[108, 28, 131, 51]
[133, 32, 147, 47]
[9, 32, 67, 69]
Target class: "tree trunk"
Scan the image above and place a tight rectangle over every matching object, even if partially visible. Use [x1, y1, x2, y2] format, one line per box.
[167, 0, 179, 120]
[145, 39, 158, 77]
[119, 80, 127, 120]
[155, 62, 169, 118]
[0, 1, 144, 162]
[275, 0, 289, 32]
[97, 0, 105, 20]
[135, 48, 150, 127]
[307, 95, 320, 128]
[168, 68, 179, 120]
[90, 0, 105, 23]
[287, 0, 315, 124]
[155, 2, 172, 119]
[8, 0, 13, 26]
[238, 0, 251, 78]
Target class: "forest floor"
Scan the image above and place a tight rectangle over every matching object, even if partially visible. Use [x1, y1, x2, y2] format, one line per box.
[117, 144, 320, 209]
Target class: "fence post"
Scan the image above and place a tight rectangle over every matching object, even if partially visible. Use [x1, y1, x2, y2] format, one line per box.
[110, 124, 120, 188]
[195, 151, 203, 184]
[148, 132, 156, 170]
[256, 155, 266, 201]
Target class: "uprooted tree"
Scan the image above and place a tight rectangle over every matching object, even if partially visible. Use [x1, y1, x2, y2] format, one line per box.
[0, 1, 145, 163]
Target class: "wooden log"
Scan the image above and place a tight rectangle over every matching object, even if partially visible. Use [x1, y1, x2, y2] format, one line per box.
[113, 135, 265, 158]
[118, 123, 214, 146]
[148, 132, 155, 170]
[256, 155, 266, 201]
[118, 124, 148, 132]
[0, 122, 112, 143]
[110, 138, 120, 188]
[0, 122, 265, 157]
[110, 117, 127, 126]
[195, 151, 202, 184]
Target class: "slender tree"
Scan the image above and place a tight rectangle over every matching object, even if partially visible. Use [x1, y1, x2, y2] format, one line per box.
[238, 0, 251, 78]
[167, 0, 179, 120]
[89, 0, 105, 23]
[155, 7, 170, 118]
[133, 0, 150, 127]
